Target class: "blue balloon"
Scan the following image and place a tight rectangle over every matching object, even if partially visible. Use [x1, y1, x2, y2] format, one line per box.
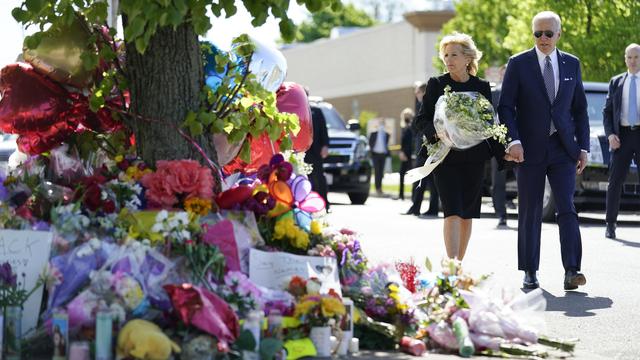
[202, 41, 235, 92]
[294, 208, 312, 232]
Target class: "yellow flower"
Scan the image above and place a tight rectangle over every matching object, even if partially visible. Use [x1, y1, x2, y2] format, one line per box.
[294, 298, 319, 317]
[310, 220, 322, 235]
[184, 197, 212, 216]
[125, 166, 152, 181]
[321, 297, 346, 318]
[291, 231, 310, 249]
[114, 155, 124, 163]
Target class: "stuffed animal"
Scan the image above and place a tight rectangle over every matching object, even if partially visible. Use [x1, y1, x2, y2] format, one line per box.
[116, 319, 180, 360]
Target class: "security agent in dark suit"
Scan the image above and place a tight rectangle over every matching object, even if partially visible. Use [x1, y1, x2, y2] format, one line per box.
[603, 43, 640, 239]
[369, 121, 390, 196]
[305, 106, 330, 210]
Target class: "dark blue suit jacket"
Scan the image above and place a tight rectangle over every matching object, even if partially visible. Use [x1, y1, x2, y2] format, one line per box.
[603, 72, 629, 137]
[498, 48, 590, 164]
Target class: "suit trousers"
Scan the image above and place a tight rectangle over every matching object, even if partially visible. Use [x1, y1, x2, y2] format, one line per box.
[308, 159, 329, 209]
[372, 153, 386, 192]
[606, 127, 640, 223]
[398, 159, 412, 200]
[491, 157, 507, 218]
[515, 134, 582, 271]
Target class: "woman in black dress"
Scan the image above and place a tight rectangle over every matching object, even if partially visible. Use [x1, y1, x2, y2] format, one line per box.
[414, 33, 506, 260]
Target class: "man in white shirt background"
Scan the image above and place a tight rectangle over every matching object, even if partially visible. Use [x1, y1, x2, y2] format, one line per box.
[369, 120, 390, 196]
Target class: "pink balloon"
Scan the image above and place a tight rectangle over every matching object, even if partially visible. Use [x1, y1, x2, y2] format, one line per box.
[276, 82, 312, 152]
[298, 191, 326, 213]
[290, 175, 312, 203]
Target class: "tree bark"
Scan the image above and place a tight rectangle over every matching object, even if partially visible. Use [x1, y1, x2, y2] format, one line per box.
[125, 23, 217, 167]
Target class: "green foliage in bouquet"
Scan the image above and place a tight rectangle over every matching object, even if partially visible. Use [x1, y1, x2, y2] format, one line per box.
[442, 85, 508, 145]
[0, 262, 44, 310]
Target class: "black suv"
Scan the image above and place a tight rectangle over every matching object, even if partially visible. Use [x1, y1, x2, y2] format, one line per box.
[488, 82, 640, 222]
[309, 98, 372, 204]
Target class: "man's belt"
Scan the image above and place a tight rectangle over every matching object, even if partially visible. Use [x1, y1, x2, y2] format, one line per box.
[621, 125, 639, 131]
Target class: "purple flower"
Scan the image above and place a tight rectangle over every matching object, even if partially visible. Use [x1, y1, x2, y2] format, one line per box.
[0, 262, 17, 287]
[0, 175, 8, 202]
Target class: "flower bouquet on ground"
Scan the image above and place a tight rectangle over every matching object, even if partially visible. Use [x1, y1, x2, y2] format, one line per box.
[406, 85, 508, 184]
[415, 258, 578, 358]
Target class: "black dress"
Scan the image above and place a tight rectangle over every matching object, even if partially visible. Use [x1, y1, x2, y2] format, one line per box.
[413, 73, 504, 219]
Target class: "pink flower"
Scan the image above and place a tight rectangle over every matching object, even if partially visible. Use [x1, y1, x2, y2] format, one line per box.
[141, 160, 215, 208]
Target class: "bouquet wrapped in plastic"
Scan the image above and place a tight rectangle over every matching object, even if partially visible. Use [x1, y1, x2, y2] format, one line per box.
[406, 86, 507, 184]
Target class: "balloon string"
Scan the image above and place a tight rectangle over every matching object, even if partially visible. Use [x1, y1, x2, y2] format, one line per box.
[109, 106, 218, 174]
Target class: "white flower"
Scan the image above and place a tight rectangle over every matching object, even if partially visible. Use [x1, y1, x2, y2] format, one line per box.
[156, 210, 169, 222]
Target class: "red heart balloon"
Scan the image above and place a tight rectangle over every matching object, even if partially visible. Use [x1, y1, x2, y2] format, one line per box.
[0, 63, 71, 134]
[223, 133, 281, 174]
[215, 185, 254, 209]
[276, 82, 313, 152]
[16, 120, 76, 154]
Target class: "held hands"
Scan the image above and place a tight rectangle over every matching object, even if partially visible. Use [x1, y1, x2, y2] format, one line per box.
[505, 144, 525, 163]
[608, 134, 621, 150]
[577, 151, 588, 174]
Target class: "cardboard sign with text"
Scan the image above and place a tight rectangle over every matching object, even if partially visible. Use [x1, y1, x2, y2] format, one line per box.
[0, 230, 53, 335]
[249, 249, 341, 296]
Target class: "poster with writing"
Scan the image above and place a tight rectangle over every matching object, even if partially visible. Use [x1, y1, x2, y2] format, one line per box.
[249, 249, 341, 296]
[0, 230, 53, 334]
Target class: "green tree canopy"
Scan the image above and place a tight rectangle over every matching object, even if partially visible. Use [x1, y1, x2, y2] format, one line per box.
[439, 0, 640, 82]
[295, 3, 377, 43]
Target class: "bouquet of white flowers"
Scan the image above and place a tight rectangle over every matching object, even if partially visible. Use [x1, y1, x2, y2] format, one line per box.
[406, 86, 507, 184]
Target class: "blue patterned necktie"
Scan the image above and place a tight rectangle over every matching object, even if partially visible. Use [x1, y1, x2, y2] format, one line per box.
[629, 75, 638, 126]
[543, 56, 556, 134]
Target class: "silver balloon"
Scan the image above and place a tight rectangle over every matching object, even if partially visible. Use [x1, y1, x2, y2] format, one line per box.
[248, 37, 287, 92]
[213, 133, 245, 166]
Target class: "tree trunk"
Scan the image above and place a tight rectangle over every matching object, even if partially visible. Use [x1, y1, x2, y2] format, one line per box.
[125, 23, 217, 167]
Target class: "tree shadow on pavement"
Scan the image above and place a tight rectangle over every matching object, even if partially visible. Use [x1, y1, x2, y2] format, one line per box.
[541, 289, 613, 317]
[608, 237, 640, 248]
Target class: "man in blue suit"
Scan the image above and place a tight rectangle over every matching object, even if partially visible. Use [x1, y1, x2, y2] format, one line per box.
[603, 43, 640, 239]
[498, 11, 589, 290]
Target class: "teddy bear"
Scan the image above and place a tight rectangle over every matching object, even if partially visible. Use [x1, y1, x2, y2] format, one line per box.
[116, 319, 180, 360]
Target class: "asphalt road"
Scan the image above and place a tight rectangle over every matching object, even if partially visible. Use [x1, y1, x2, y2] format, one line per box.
[325, 192, 640, 360]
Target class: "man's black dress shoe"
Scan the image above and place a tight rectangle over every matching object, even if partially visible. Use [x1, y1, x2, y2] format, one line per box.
[402, 208, 418, 215]
[564, 270, 586, 290]
[605, 223, 616, 239]
[523, 271, 539, 289]
[498, 216, 507, 226]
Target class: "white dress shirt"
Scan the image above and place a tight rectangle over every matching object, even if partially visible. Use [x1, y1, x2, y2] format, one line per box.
[372, 128, 387, 154]
[620, 70, 640, 126]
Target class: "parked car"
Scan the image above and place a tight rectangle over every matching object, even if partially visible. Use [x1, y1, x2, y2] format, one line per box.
[0, 133, 17, 175]
[309, 97, 372, 204]
[488, 82, 639, 222]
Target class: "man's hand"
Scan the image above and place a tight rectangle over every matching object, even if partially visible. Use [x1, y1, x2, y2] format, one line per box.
[399, 152, 408, 162]
[320, 145, 329, 159]
[507, 144, 525, 163]
[577, 151, 588, 174]
[608, 134, 621, 150]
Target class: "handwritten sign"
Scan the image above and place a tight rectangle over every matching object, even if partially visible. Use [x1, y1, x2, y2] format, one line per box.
[249, 249, 341, 296]
[0, 230, 53, 335]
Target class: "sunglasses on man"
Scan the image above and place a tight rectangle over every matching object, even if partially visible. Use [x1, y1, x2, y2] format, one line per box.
[533, 30, 555, 38]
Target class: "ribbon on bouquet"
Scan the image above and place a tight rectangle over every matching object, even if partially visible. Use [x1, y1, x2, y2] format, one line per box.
[404, 142, 451, 184]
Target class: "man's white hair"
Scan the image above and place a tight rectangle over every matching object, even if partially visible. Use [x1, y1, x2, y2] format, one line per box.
[626, 43, 640, 54]
[532, 11, 561, 33]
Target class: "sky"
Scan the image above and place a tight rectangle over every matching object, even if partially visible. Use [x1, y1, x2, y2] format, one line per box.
[0, 0, 432, 68]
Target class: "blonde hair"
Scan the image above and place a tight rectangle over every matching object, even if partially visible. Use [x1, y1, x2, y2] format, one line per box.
[439, 32, 483, 76]
[400, 108, 414, 127]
